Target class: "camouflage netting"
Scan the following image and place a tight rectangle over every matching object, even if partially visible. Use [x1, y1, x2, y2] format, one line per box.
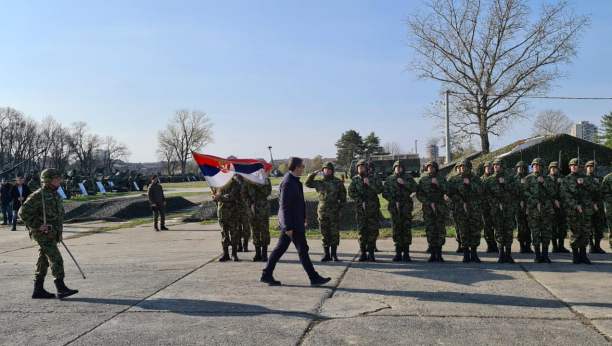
[64, 196, 197, 223]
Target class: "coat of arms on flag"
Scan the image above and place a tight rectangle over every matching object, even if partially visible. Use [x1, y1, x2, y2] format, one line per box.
[192, 152, 272, 188]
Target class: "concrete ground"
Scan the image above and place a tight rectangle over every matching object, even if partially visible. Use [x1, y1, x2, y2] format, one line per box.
[1, 219, 612, 346]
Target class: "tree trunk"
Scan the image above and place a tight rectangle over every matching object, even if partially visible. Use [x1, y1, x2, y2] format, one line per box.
[480, 130, 490, 154]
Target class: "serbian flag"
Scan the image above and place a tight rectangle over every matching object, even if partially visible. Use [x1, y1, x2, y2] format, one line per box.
[192, 152, 272, 188]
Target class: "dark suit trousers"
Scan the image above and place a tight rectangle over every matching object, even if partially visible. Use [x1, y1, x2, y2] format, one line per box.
[263, 230, 318, 279]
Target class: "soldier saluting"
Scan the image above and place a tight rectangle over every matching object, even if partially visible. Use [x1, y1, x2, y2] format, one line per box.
[19, 169, 79, 299]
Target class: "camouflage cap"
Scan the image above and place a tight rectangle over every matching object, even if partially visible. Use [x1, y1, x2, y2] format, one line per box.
[515, 161, 527, 168]
[548, 161, 559, 169]
[492, 158, 506, 169]
[456, 158, 472, 169]
[585, 160, 595, 167]
[568, 158, 582, 166]
[483, 161, 492, 168]
[531, 158, 545, 166]
[393, 160, 405, 170]
[425, 161, 439, 171]
[357, 159, 367, 167]
[322, 162, 335, 171]
[41, 168, 61, 183]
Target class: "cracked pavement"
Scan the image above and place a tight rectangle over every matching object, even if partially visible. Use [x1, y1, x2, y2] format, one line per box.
[1, 219, 612, 345]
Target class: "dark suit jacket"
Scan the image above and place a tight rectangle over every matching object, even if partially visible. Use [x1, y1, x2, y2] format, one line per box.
[278, 172, 306, 233]
[10, 184, 31, 211]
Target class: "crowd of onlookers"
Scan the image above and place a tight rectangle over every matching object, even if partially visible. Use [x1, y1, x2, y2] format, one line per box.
[0, 175, 32, 231]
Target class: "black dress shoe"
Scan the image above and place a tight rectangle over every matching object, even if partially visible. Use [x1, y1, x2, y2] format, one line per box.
[310, 275, 332, 287]
[260, 274, 281, 286]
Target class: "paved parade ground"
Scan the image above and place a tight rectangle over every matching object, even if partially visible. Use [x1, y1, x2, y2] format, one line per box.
[2, 218, 612, 345]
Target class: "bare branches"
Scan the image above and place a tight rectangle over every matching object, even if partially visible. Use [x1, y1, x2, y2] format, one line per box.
[383, 141, 404, 156]
[532, 109, 572, 136]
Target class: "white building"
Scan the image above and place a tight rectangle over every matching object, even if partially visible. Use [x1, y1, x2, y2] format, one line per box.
[571, 121, 599, 142]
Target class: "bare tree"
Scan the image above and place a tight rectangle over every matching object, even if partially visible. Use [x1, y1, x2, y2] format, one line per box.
[157, 109, 214, 174]
[69, 122, 102, 172]
[384, 141, 404, 156]
[49, 124, 72, 173]
[101, 136, 131, 174]
[156, 141, 180, 175]
[407, 0, 590, 153]
[531, 109, 572, 136]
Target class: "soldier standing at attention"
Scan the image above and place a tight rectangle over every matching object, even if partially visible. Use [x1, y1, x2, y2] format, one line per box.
[148, 175, 168, 232]
[480, 161, 497, 253]
[485, 158, 519, 263]
[243, 172, 272, 262]
[447, 166, 464, 253]
[305, 162, 347, 262]
[560, 158, 598, 264]
[213, 175, 242, 262]
[19, 169, 78, 299]
[600, 167, 612, 252]
[585, 161, 607, 254]
[348, 159, 383, 262]
[524, 158, 555, 263]
[382, 161, 417, 262]
[368, 162, 383, 253]
[549, 162, 570, 253]
[235, 175, 251, 253]
[515, 161, 534, 254]
[450, 159, 484, 263]
[417, 161, 448, 262]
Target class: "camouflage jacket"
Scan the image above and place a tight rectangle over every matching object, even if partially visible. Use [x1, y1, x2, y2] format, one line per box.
[242, 177, 272, 207]
[548, 172, 565, 202]
[446, 174, 463, 208]
[305, 173, 346, 211]
[601, 173, 612, 207]
[213, 177, 242, 210]
[18, 186, 64, 242]
[382, 172, 417, 208]
[586, 172, 603, 205]
[524, 171, 556, 210]
[560, 171, 598, 211]
[484, 171, 520, 212]
[416, 173, 448, 207]
[515, 172, 529, 209]
[448, 172, 483, 208]
[348, 173, 383, 211]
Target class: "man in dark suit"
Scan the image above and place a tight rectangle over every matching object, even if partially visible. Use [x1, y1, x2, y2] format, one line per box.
[260, 157, 331, 286]
[10, 175, 32, 231]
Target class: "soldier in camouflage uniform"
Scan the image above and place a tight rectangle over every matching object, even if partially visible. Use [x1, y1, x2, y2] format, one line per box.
[585, 161, 607, 254]
[480, 161, 497, 253]
[524, 158, 555, 263]
[19, 169, 79, 299]
[383, 161, 417, 262]
[515, 161, 534, 254]
[349, 159, 383, 262]
[447, 166, 463, 252]
[549, 162, 570, 253]
[213, 175, 243, 262]
[243, 173, 272, 262]
[368, 162, 383, 253]
[28, 177, 39, 191]
[560, 158, 598, 264]
[449, 159, 484, 263]
[601, 168, 612, 250]
[484, 158, 519, 263]
[235, 175, 251, 253]
[417, 161, 448, 262]
[305, 162, 347, 262]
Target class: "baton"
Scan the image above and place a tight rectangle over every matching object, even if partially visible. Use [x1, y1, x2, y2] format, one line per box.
[61, 240, 86, 279]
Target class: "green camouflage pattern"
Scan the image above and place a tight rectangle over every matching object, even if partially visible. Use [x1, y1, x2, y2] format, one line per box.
[416, 171, 448, 247]
[448, 171, 483, 247]
[348, 172, 383, 247]
[601, 172, 612, 247]
[480, 171, 494, 246]
[214, 177, 242, 247]
[447, 173, 463, 247]
[305, 172, 347, 247]
[524, 170, 555, 246]
[515, 167, 531, 243]
[484, 169, 519, 247]
[243, 177, 272, 247]
[383, 170, 417, 247]
[560, 170, 598, 248]
[587, 170, 606, 242]
[549, 171, 568, 241]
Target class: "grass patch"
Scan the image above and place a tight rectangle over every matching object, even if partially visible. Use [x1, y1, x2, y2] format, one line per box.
[200, 219, 218, 225]
[166, 191, 211, 198]
[160, 181, 210, 188]
[64, 191, 143, 203]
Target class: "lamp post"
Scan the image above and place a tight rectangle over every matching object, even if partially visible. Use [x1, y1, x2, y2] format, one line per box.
[268, 146, 274, 170]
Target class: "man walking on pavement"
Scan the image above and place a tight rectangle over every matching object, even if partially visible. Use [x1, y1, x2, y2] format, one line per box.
[1, 177, 13, 226]
[148, 175, 168, 232]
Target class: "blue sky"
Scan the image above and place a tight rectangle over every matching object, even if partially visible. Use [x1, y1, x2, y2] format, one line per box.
[1, 1, 611, 162]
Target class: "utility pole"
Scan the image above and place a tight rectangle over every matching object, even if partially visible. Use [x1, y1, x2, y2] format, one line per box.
[267, 146, 274, 170]
[445, 90, 451, 164]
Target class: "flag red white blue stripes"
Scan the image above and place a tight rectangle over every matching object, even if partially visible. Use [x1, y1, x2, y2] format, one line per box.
[192, 152, 272, 188]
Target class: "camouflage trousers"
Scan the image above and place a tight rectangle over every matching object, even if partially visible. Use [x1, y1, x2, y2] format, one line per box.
[552, 208, 568, 240]
[482, 206, 494, 245]
[451, 208, 461, 246]
[515, 208, 531, 243]
[250, 204, 270, 247]
[390, 207, 413, 247]
[527, 206, 553, 247]
[491, 206, 515, 248]
[218, 207, 240, 247]
[318, 209, 341, 247]
[566, 209, 592, 249]
[606, 206, 612, 247]
[591, 209, 606, 241]
[357, 208, 379, 247]
[238, 208, 251, 240]
[455, 205, 482, 248]
[153, 205, 165, 227]
[35, 239, 65, 281]
[423, 206, 446, 247]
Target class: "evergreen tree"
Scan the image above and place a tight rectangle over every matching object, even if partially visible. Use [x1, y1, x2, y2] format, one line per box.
[599, 112, 612, 148]
[335, 130, 364, 170]
[363, 132, 384, 156]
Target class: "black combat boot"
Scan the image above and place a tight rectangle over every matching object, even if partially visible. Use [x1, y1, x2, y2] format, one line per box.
[579, 247, 592, 265]
[231, 246, 240, 262]
[589, 237, 596, 253]
[462, 247, 470, 263]
[486, 242, 495, 253]
[154, 223, 159, 232]
[437, 246, 444, 262]
[551, 239, 559, 253]
[260, 274, 281, 286]
[519, 241, 527, 253]
[219, 247, 231, 262]
[160, 225, 169, 231]
[534, 245, 543, 263]
[428, 246, 437, 262]
[505, 246, 515, 264]
[572, 247, 580, 264]
[54, 279, 78, 299]
[595, 239, 607, 254]
[470, 247, 481, 263]
[374, 242, 380, 252]
[243, 238, 249, 252]
[525, 241, 534, 254]
[542, 246, 552, 264]
[498, 247, 506, 263]
[455, 244, 463, 253]
[403, 245, 411, 262]
[426, 245, 432, 253]
[32, 279, 55, 299]
[331, 246, 340, 262]
[252, 247, 262, 262]
[321, 247, 331, 262]
[392, 247, 402, 262]
[491, 242, 499, 254]
[368, 246, 376, 262]
[237, 241, 243, 252]
[359, 246, 368, 262]
[262, 246, 268, 261]
[558, 238, 570, 253]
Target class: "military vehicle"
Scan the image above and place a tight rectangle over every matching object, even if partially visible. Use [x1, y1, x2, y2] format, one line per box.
[350, 154, 421, 179]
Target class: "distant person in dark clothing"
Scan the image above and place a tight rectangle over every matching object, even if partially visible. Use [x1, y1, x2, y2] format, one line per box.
[1, 178, 13, 226]
[148, 175, 168, 231]
[10, 176, 32, 231]
[260, 157, 331, 287]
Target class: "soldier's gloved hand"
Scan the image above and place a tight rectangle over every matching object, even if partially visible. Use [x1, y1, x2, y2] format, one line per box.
[554, 200, 560, 209]
[498, 177, 504, 184]
[538, 177, 544, 183]
[431, 203, 436, 212]
[594, 204, 599, 212]
[577, 178, 584, 185]
[577, 205, 583, 213]
[431, 178, 438, 185]
[396, 202, 401, 212]
[397, 178, 404, 185]
[463, 178, 470, 185]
